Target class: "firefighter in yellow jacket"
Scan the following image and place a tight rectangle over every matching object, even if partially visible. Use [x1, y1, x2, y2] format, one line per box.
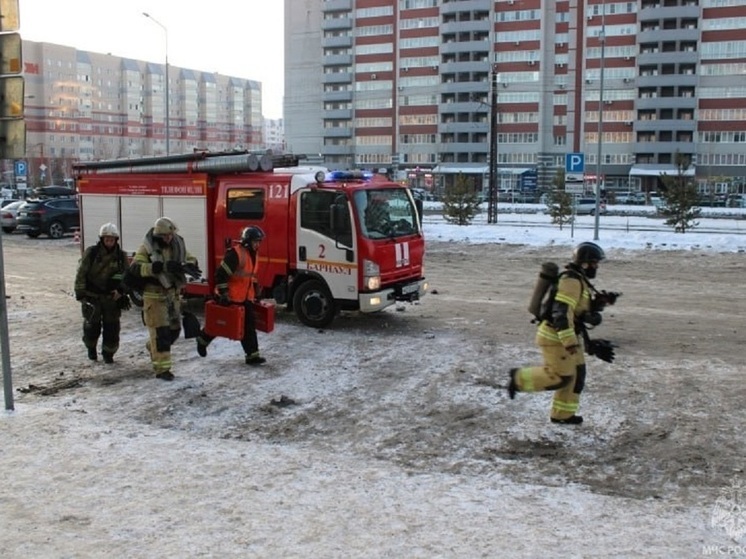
[508, 242, 611, 425]
[196, 226, 266, 365]
[132, 217, 198, 381]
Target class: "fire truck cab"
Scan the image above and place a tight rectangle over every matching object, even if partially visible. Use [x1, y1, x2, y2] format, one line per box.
[74, 152, 428, 328]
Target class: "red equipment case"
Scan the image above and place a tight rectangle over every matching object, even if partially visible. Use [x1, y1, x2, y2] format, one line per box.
[204, 301, 245, 340]
[252, 301, 275, 333]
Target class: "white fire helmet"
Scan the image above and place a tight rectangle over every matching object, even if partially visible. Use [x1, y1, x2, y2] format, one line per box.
[99, 222, 120, 239]
[153, 217, 177, 236]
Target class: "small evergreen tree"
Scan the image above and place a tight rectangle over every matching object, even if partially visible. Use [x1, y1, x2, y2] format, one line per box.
[659, 152, 701, 233]
[545, 169, 574, 230]
[442, 172, 480, 225]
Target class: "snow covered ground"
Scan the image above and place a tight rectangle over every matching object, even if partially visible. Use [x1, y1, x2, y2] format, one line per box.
[1, 209, 745, 558]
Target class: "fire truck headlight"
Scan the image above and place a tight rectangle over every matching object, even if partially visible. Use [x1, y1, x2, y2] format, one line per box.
[363, 259, 381, 291]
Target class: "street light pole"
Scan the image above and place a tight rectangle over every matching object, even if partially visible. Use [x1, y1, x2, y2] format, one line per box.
[143, 12, 170, 155]
[488, 65, 499, 224]
[593, 6, 607, 241]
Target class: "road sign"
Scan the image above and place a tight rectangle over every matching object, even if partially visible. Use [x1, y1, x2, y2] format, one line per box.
[14, 159, 25, 175]
[565, 152, 585, 174]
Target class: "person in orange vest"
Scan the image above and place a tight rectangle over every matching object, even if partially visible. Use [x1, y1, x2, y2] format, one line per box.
[196, 226, 267, 365]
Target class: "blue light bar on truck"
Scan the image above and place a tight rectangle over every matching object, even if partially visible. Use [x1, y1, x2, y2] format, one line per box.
[318, 170, 374, 183]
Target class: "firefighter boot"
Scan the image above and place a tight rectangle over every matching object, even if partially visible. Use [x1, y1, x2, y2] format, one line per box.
[102, 351, 114, 364]
[507, 368, 518, 400]
[551, 415, 584, 425]
[245, 352, 266, 366]
[196, 339, 207, 358]
[87, 347, 97, 361]
[155, 371, 175, 381]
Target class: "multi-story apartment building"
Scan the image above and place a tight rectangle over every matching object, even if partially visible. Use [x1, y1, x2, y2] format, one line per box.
[13, 40, 265, 188]
[285, 0, 746, 197]
[264, 118, 286, 152]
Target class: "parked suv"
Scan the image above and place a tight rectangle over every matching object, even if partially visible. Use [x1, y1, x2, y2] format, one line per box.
[16, 198, 80, 239]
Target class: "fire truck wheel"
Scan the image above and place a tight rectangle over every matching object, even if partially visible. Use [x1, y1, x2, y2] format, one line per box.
[293, 279, 336, 328]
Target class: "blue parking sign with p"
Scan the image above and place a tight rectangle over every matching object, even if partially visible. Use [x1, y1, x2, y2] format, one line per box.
[15, 160, 27, 176]
[565, 153, 584, 173]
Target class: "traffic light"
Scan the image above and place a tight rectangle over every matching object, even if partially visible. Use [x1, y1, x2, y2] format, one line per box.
[0, 0, 24, 159]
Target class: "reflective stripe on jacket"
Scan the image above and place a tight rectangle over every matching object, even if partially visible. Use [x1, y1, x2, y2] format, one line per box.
[536, 273, 591, 348]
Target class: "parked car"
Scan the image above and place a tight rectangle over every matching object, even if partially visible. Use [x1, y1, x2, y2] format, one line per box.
[615, 191, 644, 205]
[15, 198, 80, 239]
[1, 198, 19, 208]
[574, 197, 607, 216]
[1, 200, 26, 233]
[728, 194, 746, 208]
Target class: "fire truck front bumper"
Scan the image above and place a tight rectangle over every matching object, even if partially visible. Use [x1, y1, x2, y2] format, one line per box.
[359, 278, 428, 313]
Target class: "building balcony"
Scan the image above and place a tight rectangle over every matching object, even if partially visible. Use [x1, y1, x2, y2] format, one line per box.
[441, 40, 492, 56]
[321, 0, 352, 11]
[322, 127, 353, 138]
[321, 17, 352, 31]
[321, 36, 353, 49]
[441, 20, 490, 35]
[322, 72, 353, 84]
[322, 90, 353, 103]
[440, 0, 491, 16]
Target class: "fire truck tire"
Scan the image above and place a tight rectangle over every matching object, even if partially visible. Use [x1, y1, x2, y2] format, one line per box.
[293, 279, 336, 328]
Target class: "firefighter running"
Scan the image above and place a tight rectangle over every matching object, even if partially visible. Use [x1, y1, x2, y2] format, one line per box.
[74, 223, 131, 364]
[131, 217, 198, 381]
[507, 242, 618, 425]
[196, 226, 267, 365]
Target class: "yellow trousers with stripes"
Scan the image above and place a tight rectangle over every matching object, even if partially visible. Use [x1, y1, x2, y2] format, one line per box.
[515, 341, 586, 421]
[143, 288, 182, 375]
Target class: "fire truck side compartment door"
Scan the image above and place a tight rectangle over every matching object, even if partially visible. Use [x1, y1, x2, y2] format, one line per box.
[80, 195, 118, 249]
[162, 197, 208, 275]
[121, 196, 160, 256]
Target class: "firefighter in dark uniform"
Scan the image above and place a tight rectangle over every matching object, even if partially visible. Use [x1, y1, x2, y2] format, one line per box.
[131, 217, 198, 381]
[74, 222, 130, 363]
[196, 226, 266, 365]
[508, 242, 609, 425]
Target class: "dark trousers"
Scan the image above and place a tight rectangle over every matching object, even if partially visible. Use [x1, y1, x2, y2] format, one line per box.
[82, 297, 122, 355]
[198, 301, 258, 356]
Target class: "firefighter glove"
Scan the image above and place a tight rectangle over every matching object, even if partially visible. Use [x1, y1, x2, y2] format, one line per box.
[117, 294, 132, 311]
[587, 339, 615, 363]
[75, 291, 85, 302]
[182, 262, 202, 280]
[165, 261, 183, 274]
[581, 311, 603, 326]
[151, 261, 164, 275]
[217, 291, 230, 306]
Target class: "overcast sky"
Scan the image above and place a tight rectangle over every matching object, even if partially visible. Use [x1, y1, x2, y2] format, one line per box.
[20, 0, 285, 119]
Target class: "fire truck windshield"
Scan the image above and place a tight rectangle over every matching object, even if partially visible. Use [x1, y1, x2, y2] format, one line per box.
[354, 188, 419, 239]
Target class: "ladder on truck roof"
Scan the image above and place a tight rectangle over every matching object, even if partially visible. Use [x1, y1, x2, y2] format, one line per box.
[73, 151, 305, 176]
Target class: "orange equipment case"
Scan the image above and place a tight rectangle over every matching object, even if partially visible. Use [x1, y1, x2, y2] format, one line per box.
[252, 301, 275, 333]
[204, 301, 245, 340]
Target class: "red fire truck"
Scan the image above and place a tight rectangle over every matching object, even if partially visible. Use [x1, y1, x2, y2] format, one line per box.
[73, 151, 428, 328]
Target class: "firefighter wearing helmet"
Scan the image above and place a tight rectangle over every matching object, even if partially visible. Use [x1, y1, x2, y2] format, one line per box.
[131, 217, 198, 381]
[74, 222, 130, 363]
[507, 242, 619, 425]
[196, 226, 267, 365]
